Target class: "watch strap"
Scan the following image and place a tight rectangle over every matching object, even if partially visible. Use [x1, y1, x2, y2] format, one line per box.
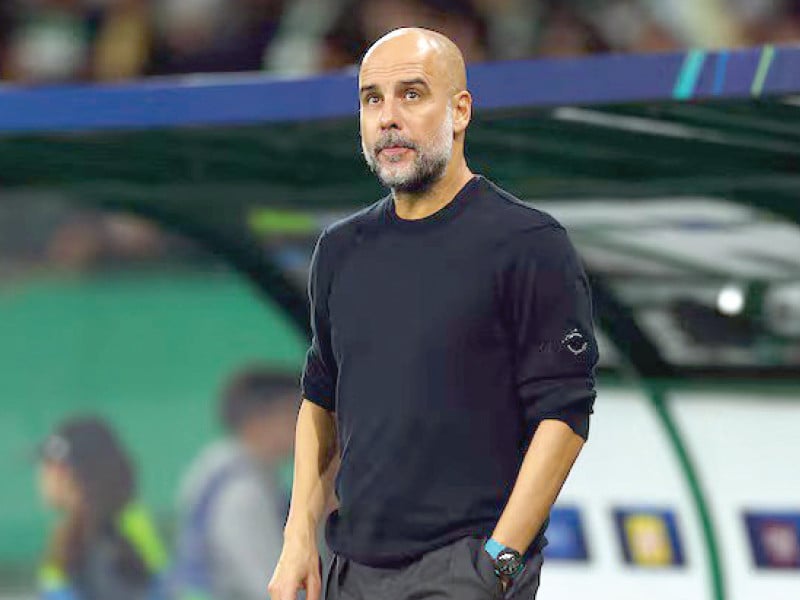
[484, 538, 504, 560]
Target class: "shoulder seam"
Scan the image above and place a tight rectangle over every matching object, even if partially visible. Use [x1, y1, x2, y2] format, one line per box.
[482, 179, 565, 231]
[323, 197, 386, 239]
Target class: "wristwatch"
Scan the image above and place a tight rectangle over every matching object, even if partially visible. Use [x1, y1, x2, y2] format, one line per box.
[484, 538, 524, 588]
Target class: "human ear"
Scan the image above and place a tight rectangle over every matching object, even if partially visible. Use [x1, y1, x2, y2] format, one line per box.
[452, 90, 472, 134]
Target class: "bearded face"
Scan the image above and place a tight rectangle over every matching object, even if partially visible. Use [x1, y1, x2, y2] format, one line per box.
[361, 103, 454, 194]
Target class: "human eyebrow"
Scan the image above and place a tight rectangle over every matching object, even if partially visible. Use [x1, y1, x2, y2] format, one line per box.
[397, 78, 430, 90]
[359, 84, 379, 95]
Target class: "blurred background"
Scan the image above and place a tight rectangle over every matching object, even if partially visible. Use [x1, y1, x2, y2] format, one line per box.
[2, 0, 800, 83]
[2, 1, 800, 600]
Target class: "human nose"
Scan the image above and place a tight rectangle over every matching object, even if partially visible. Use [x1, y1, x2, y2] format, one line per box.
[378, 97, 400, 130]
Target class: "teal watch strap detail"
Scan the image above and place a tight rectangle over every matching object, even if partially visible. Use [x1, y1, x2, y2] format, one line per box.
[484, 538, 504, 560]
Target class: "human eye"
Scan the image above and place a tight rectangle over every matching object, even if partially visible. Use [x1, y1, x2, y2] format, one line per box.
[365, 94, 381, 106]
[404, 88, 421, 100]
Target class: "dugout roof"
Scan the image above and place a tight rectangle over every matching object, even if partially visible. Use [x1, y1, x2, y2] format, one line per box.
[2, 45, 800, 380]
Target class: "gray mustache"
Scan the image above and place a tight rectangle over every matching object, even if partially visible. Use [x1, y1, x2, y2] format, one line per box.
[375, 135, 417, 153]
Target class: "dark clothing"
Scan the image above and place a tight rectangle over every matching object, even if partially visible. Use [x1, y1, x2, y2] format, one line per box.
[324, 536, 543, 600]
[71, 537, 156, 600]
[39, 504, 167, 600]
[302, 175, 597, 567]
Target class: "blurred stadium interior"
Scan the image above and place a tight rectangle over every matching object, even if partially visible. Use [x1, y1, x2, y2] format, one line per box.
[3, 4, 800, 599]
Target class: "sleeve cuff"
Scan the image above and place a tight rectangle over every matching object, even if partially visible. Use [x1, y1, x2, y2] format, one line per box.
[301, 384, 335, 412]
[537, 406, 591, 441]
[522, 384, 595, 441]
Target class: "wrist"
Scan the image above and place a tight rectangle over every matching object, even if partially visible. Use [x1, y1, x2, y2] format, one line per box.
[484, 538, 524, 580]
[283, 513, 318, 545]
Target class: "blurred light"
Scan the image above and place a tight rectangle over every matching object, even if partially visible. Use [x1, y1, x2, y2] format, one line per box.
[718, 284, 745, 315]
[763, 283, 800, 337]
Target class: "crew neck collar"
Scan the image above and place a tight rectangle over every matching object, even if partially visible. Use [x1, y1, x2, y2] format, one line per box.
[383, 175, 482, 232]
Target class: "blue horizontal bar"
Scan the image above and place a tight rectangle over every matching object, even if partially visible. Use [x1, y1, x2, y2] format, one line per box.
[0, 45, 798, 134]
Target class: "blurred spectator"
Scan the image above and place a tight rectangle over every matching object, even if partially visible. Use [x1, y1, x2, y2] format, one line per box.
[2, 0, 800, 83]
[586, 0, 680, 54]
[470, 0, 540, 60]
[320, 0, 489, 71]
[148, 0, 286, 76]
[264, 0, 346, 75]
[0, 202, 217, 282]
[535, 2, 611, 57]
[0, 3, 14, 67]
[170, 366, 298, 600]
[2, 0, 151, 83]
[46, 213, 164, 270]
[45, 211, 206, 272]
[732, 0, 800, 45]
[36, 415, 168, 600]
[92, 0, 152, 81]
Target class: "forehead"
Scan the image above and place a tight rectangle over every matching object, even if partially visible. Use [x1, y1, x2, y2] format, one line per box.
[359, 62, 433, 88]
[359, 40, 444, 89]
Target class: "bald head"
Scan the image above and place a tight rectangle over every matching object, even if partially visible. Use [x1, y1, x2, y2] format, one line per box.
[357, 27, 473, 195]
[360, 28, 467, 94]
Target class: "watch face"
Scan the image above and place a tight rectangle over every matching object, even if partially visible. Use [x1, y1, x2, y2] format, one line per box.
[496, 549, 524, 577]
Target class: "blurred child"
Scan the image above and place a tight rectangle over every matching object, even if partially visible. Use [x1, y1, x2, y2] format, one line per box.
[37, 416, 168, 600]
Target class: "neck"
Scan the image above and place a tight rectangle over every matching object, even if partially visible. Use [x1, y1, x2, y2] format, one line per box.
[392, 156, 474, 220]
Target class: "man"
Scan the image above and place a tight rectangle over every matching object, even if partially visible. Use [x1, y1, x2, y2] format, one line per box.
[269, 27, 597, 600]
[173, 367, 298, 600]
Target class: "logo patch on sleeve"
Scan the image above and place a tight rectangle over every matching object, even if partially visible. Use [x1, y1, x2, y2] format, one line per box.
[562, 329, 589, 356]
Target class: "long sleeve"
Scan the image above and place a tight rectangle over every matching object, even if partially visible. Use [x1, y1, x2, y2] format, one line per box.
[502, 225, 598, 440]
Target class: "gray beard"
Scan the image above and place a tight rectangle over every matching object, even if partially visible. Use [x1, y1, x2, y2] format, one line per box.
[362, 105, 454, 194]
[371, 149, 449, 194]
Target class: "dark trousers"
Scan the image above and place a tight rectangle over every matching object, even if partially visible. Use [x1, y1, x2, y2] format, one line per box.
[323, 536, 543, 600]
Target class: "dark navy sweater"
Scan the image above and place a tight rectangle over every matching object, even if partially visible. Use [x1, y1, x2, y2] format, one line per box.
[301, 175, 597, 566]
